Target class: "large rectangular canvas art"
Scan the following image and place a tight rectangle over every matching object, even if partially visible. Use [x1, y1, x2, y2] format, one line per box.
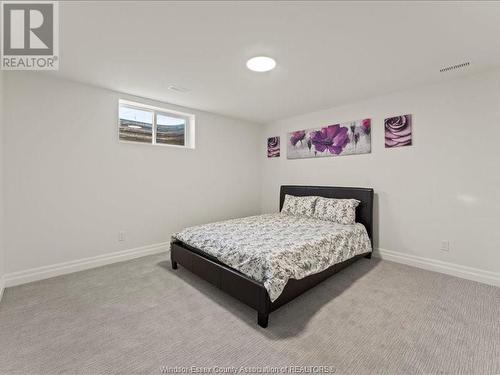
[287, 119, 371, 159]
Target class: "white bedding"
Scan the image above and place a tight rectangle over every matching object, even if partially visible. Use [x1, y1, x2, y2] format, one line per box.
[172, 213, 372, 302]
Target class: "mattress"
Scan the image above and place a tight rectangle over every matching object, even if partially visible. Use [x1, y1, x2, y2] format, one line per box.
[172, 213, 372, 302]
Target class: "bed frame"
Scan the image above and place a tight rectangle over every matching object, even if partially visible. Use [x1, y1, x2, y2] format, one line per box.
[170, 185, 374, 328]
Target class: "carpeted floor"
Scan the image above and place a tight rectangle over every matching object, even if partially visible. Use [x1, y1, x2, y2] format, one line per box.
[0, 253, 499, 375]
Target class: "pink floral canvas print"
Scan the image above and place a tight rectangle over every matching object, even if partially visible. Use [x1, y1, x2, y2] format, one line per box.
[287, 119, 371, 159]
[267, 136, 280, 157]
[385, 114, 412, 148]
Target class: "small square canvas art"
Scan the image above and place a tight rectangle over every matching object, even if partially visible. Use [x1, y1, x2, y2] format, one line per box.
[267, 136, 280, 157]
[286, 119, 371, 159]
[385, 114, 412, 148]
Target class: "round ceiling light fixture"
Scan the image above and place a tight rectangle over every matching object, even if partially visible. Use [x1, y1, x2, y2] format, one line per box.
[246, 56, 276, 72]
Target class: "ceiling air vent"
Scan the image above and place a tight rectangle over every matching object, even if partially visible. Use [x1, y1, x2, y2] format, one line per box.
[168, 85, 190, 93]
[439, 62, 470, 73]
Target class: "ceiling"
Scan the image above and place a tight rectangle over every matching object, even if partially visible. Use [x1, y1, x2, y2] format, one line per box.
[52, 1, 500, 123]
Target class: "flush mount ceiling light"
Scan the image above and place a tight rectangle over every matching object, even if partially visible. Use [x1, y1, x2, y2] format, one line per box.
[246, 56, 276, 72]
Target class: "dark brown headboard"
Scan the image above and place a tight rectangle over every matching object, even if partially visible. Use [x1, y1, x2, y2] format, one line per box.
[279, 185, 374, 241]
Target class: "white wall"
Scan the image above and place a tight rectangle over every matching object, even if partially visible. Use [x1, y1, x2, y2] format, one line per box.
[3, 68, 500, 286]
[3, 72, 262, 274]
[261, 68, 500, 276]
[0, 71, 5, 294]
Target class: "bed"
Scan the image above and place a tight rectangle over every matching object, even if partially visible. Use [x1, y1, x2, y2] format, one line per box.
[170, 185, 374, 328]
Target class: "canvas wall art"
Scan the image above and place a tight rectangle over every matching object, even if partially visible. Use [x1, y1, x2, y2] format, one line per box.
[267, 136, 280, 157]
[287, 119, 371, 159]
[385, 114, 412, 148]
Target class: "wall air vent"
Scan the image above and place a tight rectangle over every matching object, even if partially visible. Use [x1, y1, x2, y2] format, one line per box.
[439, 62, 470, 73]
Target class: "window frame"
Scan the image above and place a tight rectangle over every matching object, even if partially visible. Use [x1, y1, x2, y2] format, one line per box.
[118, 99, 195, 149]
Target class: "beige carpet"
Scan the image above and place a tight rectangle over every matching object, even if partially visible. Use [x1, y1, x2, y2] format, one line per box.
[0, 253, 499, 375]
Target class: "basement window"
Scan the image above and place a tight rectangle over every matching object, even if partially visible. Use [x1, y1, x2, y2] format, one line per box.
[118, 99, 195, 148]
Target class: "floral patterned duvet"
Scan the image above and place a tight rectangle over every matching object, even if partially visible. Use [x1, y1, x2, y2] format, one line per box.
[172, 213, 372, 302]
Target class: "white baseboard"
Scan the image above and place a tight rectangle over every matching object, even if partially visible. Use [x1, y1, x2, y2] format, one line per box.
[374, 248, 500, 287]
[4, 242, 170, 288]
[3, 244, 497, 295]
[0, 275, 5, 302]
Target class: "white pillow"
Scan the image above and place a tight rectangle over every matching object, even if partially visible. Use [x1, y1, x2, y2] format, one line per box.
[281, 195, 318, 217]
[313, 197, 360, 225]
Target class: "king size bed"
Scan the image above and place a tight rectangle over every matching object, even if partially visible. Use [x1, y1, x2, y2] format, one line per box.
[170, 185, 374, 328]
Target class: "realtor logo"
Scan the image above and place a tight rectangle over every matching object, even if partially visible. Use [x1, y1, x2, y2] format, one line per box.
[1, 1, 59, 70]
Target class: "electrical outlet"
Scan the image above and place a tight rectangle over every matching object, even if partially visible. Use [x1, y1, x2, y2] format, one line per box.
[440, 240, 450, 252]
[118, 231, 126, 242]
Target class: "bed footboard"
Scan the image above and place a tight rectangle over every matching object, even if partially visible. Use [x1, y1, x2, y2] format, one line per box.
[171, 241, 271, 327]
[171, 241, 369, 328]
